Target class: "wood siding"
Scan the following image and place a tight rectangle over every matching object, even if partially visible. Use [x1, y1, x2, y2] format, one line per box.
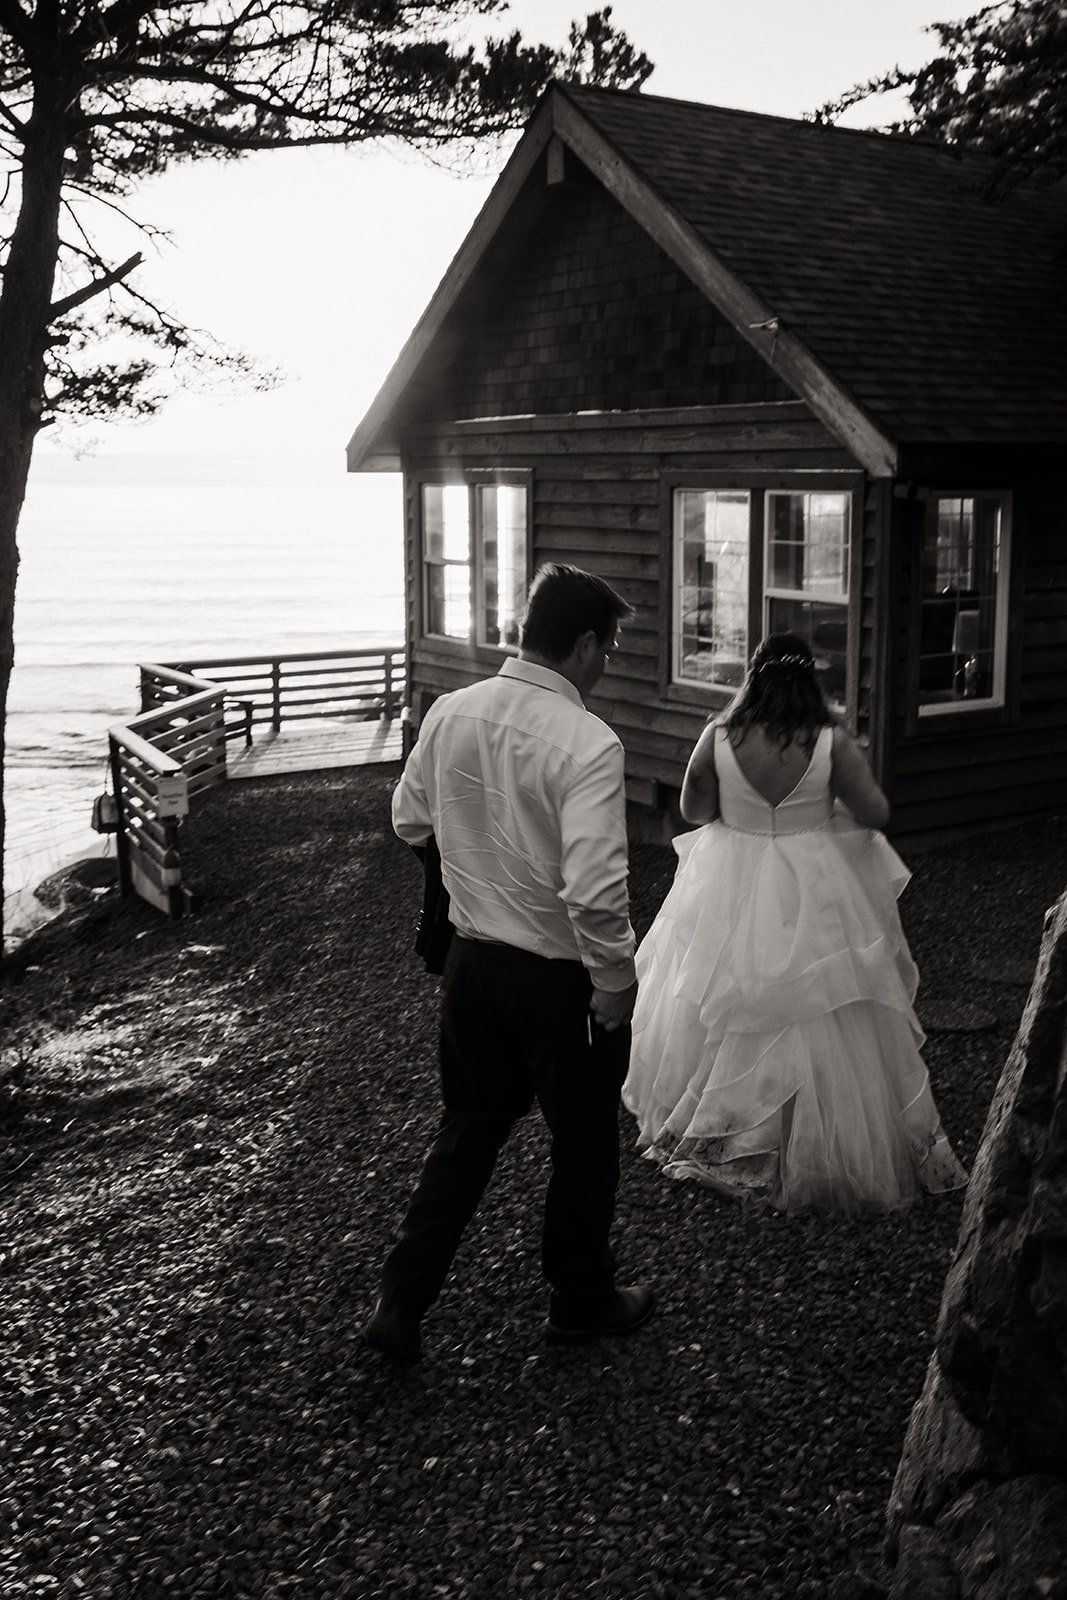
[401, 406, 860, 813]
[887, 475, 1067, 836]
[857, 478, 893, 774]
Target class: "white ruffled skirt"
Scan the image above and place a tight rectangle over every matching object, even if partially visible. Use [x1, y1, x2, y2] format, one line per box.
[622, 813, 968, 1215]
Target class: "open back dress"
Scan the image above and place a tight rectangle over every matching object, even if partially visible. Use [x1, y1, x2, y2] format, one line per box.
[622, 725, 968, 1215]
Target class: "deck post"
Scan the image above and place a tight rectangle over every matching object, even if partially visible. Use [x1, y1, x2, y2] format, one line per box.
[271, 660, 282, 732]
[108, 734, 132, 899]
[383, 652, 396, 722]
[162, 822, 184, 920]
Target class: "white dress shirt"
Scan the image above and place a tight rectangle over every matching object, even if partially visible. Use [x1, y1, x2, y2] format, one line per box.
[392, 657, 636, 992]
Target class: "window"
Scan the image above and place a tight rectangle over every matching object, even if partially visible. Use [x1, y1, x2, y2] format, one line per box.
[917, 493, 1009, 715]
[422, 479, 528, 647]
[671, 486, 852, 707]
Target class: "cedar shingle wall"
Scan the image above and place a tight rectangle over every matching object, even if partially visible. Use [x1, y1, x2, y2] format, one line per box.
[442, 183, 795, 418]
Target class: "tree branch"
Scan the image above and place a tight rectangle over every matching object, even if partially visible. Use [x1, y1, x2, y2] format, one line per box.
[62, 181, 171, 243]
[0, 95, 27, 139]
[49, 250, 143, 317]
[0, 0, 37, 58]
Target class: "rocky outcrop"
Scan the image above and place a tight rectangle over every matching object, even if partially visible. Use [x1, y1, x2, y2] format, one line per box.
[886, 890, 1067, 1598]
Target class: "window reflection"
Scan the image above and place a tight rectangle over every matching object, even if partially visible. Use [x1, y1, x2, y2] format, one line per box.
[765, 491, 850, 709]
[918, 496, 1003, 709]
[674, 489, 750, 687]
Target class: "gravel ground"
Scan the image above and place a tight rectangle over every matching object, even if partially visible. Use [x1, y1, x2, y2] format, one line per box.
[1, 766, 1065, 1600]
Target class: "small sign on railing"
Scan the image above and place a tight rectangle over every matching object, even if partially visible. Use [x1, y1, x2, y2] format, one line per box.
[156, 773, 190, 819]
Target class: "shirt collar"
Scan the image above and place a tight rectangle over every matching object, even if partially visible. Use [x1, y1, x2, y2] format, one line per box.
[498, 655, 584, 709]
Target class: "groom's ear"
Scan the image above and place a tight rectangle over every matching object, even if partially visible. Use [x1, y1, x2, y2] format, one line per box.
[575, 628, 601, 666]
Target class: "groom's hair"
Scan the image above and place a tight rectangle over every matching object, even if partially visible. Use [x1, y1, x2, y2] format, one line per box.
[520, 564, 633, 661]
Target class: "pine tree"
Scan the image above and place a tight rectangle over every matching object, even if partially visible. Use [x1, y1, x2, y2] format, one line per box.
[818, 1, 1067, 193]
[0, 1, 652, 951]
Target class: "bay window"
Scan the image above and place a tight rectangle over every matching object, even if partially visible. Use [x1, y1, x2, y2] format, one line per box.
[422, 478, 529, 648]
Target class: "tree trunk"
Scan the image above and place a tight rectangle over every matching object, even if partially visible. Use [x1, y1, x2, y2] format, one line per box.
[0, 83, 70, 959]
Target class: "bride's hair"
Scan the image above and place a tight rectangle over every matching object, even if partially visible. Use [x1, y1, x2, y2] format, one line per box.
[720, 632, 835, 750]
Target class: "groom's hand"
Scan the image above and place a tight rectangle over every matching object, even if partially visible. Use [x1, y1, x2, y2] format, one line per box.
[590, 980, 638, 1033]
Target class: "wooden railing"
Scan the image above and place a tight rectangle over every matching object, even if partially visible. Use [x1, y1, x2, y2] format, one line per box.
[137, 662, 256, 748]
[140, 647, 404, 736]
[109, 679, 228, 919]
[110, 645, 405, 921]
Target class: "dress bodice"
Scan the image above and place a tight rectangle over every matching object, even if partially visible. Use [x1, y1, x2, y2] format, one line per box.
[714, 725, 834, 836]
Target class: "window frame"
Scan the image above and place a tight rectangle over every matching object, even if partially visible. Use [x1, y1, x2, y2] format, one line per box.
[416, 469, 532, 654]
[909, 489, 1014, 727]
[660, 470, 864, 722]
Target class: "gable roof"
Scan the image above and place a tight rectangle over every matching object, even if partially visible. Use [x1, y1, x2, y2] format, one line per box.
[348, 82, 1067, 475]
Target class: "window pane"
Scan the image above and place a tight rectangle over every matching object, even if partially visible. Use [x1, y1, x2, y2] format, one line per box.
[424, 562, 472, 640]
[423, 484, 469, 563]
[442, 485, 470, 562]
[425, 563, 472, 639]
[766, 597, 848, 708]
[918, 497, 1001, 706]
[767, 492, 849, 597]
[674, 490, 750, 686]
[478, 485, 527, 648]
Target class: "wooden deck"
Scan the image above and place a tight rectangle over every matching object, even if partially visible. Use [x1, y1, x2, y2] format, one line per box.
[226, 717, 403, 780]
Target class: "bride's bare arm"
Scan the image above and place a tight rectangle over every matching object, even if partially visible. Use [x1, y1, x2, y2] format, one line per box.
[831, 726, 890, 828]
[680, 723, 721, 824]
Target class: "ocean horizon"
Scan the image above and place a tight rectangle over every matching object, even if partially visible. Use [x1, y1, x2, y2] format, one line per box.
[5, 447, 405, 939]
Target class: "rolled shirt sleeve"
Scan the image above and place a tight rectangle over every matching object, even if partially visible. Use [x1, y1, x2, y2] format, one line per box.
[559, 738, 637, 991]
[391, 738, 433, 847]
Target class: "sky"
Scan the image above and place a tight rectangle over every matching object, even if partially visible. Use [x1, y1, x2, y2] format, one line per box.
[31, 0, 959, 477]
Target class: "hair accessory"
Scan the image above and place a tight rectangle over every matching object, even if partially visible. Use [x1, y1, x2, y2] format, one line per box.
[755, 651, 812, 676]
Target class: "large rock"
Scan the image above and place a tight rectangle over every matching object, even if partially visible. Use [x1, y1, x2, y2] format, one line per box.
[886, 890, 1067, 1595]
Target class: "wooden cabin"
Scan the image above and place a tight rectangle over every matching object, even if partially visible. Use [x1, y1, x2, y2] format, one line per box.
[347, 82, 1067, 841]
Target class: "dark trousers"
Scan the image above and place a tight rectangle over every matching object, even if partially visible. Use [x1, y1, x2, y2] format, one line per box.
[378, 936, 630, 1318]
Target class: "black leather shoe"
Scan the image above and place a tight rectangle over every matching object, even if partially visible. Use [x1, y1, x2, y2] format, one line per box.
[545, 1284, 656, 1345]
[364, 1298, 422, 1364]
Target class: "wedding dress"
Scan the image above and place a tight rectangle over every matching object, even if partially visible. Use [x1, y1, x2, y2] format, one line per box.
[623, 726, 968, 1215]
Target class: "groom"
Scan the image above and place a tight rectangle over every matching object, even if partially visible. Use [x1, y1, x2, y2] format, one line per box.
[366, 563, 655, 1361]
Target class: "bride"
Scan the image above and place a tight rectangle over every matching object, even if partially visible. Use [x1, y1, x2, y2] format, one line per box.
[623, 633, 968, 1216]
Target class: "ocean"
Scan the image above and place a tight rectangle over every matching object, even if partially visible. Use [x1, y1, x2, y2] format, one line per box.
[5, 450, 405, 940]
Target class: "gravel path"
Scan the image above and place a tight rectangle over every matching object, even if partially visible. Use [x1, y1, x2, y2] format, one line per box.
[2, 766, 1064, 1600]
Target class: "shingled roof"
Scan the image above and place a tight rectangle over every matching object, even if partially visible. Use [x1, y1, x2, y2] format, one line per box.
[348, 82, 1067, 473]
[563, 84, 1067, 448]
